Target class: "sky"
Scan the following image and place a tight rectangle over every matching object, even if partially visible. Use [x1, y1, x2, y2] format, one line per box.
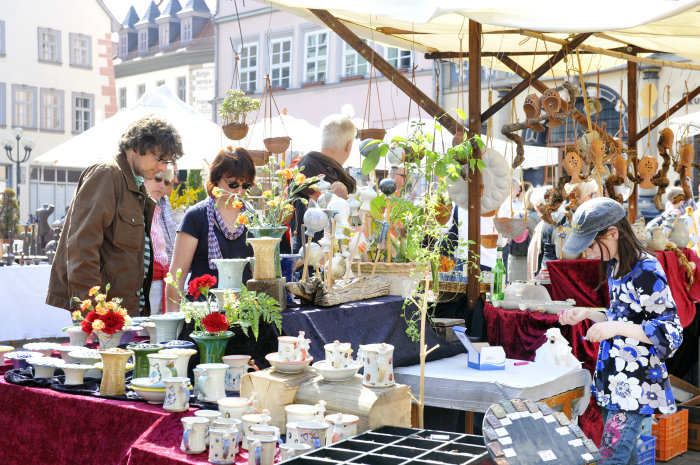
[103, 0, 218, 24]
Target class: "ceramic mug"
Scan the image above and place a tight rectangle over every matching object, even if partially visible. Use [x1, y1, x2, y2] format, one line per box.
[181, 417, 209, 454]
[208, 427, 239, 464]
[277, 336, 303, 362]
[221, 355, 259, 393]
[357, 343, 394, 388]
[323, 341, 353, 368]
[295, 421, 330, 450]
[286, 422, 300, 443]
[194, 409, 222, 446]
[325, 413, 359, 445]
[196, 363, 228, 403]
[240, 412, 270, 450]
[217, 396, 253, 420]
[285, 404, 318, 430]
[147, 353, 178, 384]
[250, 424, 280, 441]
[279, 442, 312, 460]
[246, 435, 281, 465]
[162, 377, 191, 413]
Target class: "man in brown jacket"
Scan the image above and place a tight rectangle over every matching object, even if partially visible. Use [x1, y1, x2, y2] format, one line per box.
[46, 116, 183, 316]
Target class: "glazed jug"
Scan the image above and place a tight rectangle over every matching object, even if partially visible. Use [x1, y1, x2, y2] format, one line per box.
[358, 343, 394, 388]
[667, 217, 691, 248]
[196, 363, 228, 403]
[648, 226, 668, 251]
[162, 376, 191, 413]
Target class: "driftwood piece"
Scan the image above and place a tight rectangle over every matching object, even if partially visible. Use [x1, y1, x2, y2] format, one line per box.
[286, 275, 390, 307]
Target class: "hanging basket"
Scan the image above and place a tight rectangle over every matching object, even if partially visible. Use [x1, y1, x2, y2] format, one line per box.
[357, 128, 386, 141]
[263, 136, 291, 154]
[248, 150, 272, 166]
[435, 205, 452, 225]
[481, 234, 499, 249]
[493, 217, 528, 239]
[222, 122, 249, 141]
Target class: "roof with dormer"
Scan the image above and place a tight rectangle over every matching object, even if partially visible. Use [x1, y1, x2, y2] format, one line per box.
[121, 6, 140, 29]
[157, 0, 182, 20]
[135, 1, 160, 26]
[181, 0, 210, 14]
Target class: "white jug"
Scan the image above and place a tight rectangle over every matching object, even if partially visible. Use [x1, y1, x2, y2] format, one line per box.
[196, 363, 228, 403]
[180, 417, 209, 454]
[162, 377, 191, 413]
[357, 343, 394, 388]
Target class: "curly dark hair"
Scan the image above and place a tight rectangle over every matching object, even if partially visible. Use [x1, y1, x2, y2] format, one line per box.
[206, 147, 256, 197]
[118, 115, 184, 161]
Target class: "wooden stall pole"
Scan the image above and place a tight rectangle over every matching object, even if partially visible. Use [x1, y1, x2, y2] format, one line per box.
[627, 61, 638, 222]
[467, 20, 483, 310]
[301, 235, 313, 281]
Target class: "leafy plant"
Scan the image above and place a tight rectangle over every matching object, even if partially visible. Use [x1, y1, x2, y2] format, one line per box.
[218, 89, 261, 125]
[0, 188, 20, 240]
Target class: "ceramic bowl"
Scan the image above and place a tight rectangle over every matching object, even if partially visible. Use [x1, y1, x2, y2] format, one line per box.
[312, 360, 362, 382]
[5, 351, 44, 369]
[129, 384, 167, 404]
[0, 345, 15, 362]
[28, 357, 63, 378]
[131, 377, 166, 389]
[22, 342, 61, 357]
[55, 345, 86, 363]
[265, 353, 313, 374]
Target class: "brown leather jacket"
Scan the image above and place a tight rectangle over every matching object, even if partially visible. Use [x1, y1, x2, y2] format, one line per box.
[46, 152, 154, 316]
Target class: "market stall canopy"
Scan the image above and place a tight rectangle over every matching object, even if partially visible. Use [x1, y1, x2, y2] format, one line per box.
[670, 109, 700, 138]
[242, 114, 321, 154]
[33, 86, 229, 170]
[261, 0, 700, 75]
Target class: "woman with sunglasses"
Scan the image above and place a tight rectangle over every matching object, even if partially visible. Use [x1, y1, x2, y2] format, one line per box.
[165, 147, 255, 312]
[559, 198, 682, 464]
[144, 167, 176, 314]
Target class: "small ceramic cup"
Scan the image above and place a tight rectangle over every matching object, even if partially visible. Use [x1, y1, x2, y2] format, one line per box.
[208, 427, 238, 464]
[217, 396, 253, 420]
[285, 404, 318, 430]
[240, 412, 269, 450]
[279, 442, 312, 460]
[323, 341, 353, 368]
[246, 435, 281, 465]
[181, 417, 209, 454]
[277, 336, 302, 362]
[250, 424, 280, 441]
[162, 377, 191, 413]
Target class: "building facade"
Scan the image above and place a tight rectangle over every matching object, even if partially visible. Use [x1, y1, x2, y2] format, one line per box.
[0, 0, 118, 222]
[114, 0, 215, 120]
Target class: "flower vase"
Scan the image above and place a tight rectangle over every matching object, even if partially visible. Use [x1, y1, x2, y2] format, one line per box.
[98, 348, 134, 396]
[150, 313, 186, 343]
[67, 326, 88, 347]
[190, 331, 234, 364]
[127, 343, 165, 379]
[212, 258, 249, 291]
[96, 330, 125, 350]
[247, 236, 282, 281]
[248, 226, 286, 279]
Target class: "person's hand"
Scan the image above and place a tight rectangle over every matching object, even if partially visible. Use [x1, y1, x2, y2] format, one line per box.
[585, 321, 622, 342]
[559, 307, 589, 326]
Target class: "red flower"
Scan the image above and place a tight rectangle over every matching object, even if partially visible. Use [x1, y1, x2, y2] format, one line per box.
[81, 319, 93, 334]
[201, 312, 229, 333]
[188, 274, 217, 299]
[100, 312, 126, 335]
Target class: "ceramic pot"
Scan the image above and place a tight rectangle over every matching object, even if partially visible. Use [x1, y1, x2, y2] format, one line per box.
[150, 313, 186, 343]
[632, 219, 649, 244]
[96, 330, 125, 350]
[247, 236, 281, 280]
[209, 427, 239, 464]
[681, 144, 695, 177]
[218, 396, 253, 420]
[98, 348, 134, 396]
[493, 217, 528, 239]
[358, 343, 394, 388]
[222, 122, 249, 141]
[181, 417, 209, 454]
[222, 354, 259, 393]
[324, 341, 353, 369]
[191, 331, 234, 364]
[213, 258, 249, 291]
[295, 421, 330, 450]
[147, 353, 178, 383]
[263, 136, 291, 154]
[162, 376, 191, 412]
[126, 343, 163, 379]
[325, 413, 359, 445]
[196, 362, 229, 403]
[158, 348, 197, 378]
[248, 226, 287, 279]
[638, 156, 659, 188]
[66, 326, 88, 347]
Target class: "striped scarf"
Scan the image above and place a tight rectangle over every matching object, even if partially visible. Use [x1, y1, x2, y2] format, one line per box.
[206, 196, 245, 269]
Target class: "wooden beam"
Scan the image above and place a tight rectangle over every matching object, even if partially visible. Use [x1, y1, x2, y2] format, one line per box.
[467, 20, 482, 310]
[481, 33, 592, 123]
[309, 9, 464, 135]
[628, 84, 700, 145]
[628, 61, 638, 222]
[425, 46, 659, 60]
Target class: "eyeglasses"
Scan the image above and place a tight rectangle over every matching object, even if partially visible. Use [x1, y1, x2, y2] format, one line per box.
[154, 178, 172, 187]
[152, 152, 175, 166]
[225, 180, 253, 191]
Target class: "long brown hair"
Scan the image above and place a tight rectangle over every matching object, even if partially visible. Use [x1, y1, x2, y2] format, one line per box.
[594, 216, 651, 288]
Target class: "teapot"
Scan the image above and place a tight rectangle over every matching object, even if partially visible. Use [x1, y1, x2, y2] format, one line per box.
[666, 216, 691, 249]
[647, 226, 668, 251]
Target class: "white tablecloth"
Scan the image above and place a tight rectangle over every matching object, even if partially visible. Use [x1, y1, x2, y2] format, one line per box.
[0, 264, 71, 342]
[394, 354, 591, 415]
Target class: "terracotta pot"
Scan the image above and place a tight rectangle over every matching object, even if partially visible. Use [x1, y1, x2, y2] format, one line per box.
[248, 236, 282, 280]
[99, 348, 134, 396]
[356, 128, 386, 141]
[263, 136, 291, 154]
[564, 151, 583, 182]
[222, 122, 249, 141]
[248, 150, 272, 166]
[638, 156, 659, 188]
[481, 234, 499, 249]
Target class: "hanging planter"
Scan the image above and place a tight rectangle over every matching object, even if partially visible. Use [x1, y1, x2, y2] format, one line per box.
[263, 136, 291, 154]
[247, 150, 272, 167]
[357, 128, 387, 141]
[222, 122, 249, 141]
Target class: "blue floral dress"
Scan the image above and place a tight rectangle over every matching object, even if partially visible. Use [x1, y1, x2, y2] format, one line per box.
[593, 254, 683, 415]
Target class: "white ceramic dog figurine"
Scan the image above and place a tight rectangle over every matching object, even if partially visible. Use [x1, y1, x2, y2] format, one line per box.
[534, 328, 581, 367]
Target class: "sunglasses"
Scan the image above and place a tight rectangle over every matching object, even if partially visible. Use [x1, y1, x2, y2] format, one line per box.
[154, 178, 171, 187]
[225, 180, 253, 191]
[152, 152, 175, 166]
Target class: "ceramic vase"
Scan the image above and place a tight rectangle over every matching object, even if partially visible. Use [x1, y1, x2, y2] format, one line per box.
[126, 343, 163, 379]
[158, 348, 197, 378]
[212, 258, 249, 291]
[358, 343, 394, 388]
[147, 353, 178, 383]
[209, 427, 239, 464]
[190, 331, 234, 364]
[196, 363, 229, 403]
[98, 348, 134, 396]
[248, 226, 287, 279]
[247, 236, 281, 281]
[66, 326, 88, 347]
[150, 313, 186, 343]
[96, 330, 125, 350]
[181, 417, 209, 454]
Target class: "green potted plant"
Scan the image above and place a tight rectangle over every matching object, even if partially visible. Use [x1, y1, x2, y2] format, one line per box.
[0, 188, 20, 244]
[218, 89, 261, 141]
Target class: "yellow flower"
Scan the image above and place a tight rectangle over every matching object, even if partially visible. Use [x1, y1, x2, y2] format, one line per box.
[80, 299, 92, 311]
[95, 294, 106, 302]
[294, 173, 306, 185]
[262, 190, 273, 198]
[117, 308, 128, 317]
[88, 285, 100, 296]
[105, 301, 117, 310]
[92, 320, 105, 332]
[285, 204, 294, 212]
[237, 215, 249, 225]
[212, 187, 224, 199]
[95, 306, 108, 316]
[232, 200, 243, 209]
[72, 310, 82, 320]
[267, 199, 279, 207]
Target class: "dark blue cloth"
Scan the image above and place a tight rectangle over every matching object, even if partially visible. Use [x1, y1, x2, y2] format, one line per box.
[281, 295, 464, 367]
[178, 200, 254, 285]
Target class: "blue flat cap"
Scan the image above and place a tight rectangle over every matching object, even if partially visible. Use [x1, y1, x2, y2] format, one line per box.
[563, 197, 626, 256]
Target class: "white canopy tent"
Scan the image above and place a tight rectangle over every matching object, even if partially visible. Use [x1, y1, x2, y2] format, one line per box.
[33, 86, 229, 170]
[670, 110, 700, 139]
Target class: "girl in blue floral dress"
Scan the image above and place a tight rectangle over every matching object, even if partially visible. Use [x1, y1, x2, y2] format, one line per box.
[559, 197, 683, 465]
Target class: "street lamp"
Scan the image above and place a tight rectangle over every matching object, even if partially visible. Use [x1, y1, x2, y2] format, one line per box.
[2, 127, 35, 202]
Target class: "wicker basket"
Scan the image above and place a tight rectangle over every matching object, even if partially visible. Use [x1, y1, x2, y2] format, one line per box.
[221, 122, 249, 140]
[357, 128, 387, 141]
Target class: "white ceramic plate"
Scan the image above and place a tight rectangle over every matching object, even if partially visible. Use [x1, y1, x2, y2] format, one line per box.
[312, 360, 362, 381]
[265, 353, 313, 374]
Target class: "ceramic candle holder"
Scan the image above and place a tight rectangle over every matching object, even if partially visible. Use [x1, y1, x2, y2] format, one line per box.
[61, 363, 92, 385]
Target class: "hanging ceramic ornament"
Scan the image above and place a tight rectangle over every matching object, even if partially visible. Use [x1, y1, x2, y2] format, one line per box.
[387, 144, 404, 168]
[523, 94, 545, 132]
[638, 156, 659, 188]
[480, 149, 511, 215]
[542, 88, 563, 128]
[589, 139, 607, 175]
[681, 144, 695, 178]
[564, 151, 584, 183]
